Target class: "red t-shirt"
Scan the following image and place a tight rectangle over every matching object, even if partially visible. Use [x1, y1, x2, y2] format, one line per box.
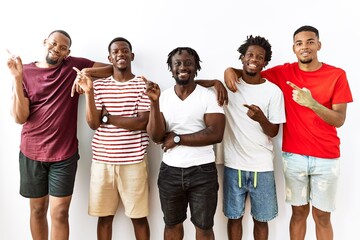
[262, 62, 353, 158]
[20, 56, 95, 162]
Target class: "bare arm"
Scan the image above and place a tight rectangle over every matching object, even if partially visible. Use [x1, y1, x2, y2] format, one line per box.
[106, 111, 150, 131]
[195, 79, 228, 106]
[145, 81, 167, 143]
[160, 112, 226, 152]
[83, 63, 113, 78]
[243, 104, 279, 137]
[287, 81, 347, 127]
[7, 52, 30, 124]
[73, 67, 101, 129]
[224, 67, 242, 92]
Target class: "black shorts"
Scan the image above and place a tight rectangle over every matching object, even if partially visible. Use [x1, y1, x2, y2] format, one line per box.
[19, 151, 79, 198]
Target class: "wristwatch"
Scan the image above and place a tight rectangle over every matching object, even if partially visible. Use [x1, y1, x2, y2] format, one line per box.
[102, 113, 109, 124]
[173, 135, 181, 145]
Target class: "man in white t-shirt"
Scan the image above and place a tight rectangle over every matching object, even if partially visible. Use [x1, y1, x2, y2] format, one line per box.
[145, 47, 225, 240]
[222, 35, 285, 240]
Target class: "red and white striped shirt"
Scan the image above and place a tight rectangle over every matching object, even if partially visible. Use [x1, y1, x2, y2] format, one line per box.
[92, 76, 150, 164]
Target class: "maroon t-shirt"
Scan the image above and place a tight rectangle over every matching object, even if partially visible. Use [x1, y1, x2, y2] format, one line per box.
[20, 56, 95, 162]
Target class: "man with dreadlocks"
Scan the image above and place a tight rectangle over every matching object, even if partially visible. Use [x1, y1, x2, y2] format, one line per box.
[145, 47, 225, 240]
[221, 35, 285, 240]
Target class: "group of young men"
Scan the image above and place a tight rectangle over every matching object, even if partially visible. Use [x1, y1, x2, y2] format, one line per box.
[6, 25, 353, 240]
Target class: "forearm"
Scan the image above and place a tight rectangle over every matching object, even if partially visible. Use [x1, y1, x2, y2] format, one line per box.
[109, 113, 149, 131]
[11, 79, 29, 124]
[259, 121, 279, 138]
[310, 102, 346, 127]
[84, 64, 113, 78]
[147, 101, 166, 143]
[85, 90, 101, 130]
[179, 113, 225, 146]
[194, 79, 216, 87]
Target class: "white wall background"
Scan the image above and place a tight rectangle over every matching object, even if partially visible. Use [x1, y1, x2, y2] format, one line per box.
[0, 0, 359, 239]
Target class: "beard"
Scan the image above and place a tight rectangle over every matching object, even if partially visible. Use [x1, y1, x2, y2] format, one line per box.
[299, 58, 313, 64]
[45, 54, 59, 65]
[174, 77, 190, 86]
[244, 69, 257, 77]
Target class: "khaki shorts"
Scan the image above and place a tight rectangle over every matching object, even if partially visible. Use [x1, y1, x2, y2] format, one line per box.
[88, 155, 149, 218]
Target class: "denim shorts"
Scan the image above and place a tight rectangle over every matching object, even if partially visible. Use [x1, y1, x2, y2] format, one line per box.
[157, 161, 219, 230]
[223, 167, 278, 222]
[19, 151, 79, 198]
[282, 152, 340, 212]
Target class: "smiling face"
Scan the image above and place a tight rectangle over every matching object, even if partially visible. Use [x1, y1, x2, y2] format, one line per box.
[108, 41, 134, 71]
[44, 32, 71, 65]
[170, 50, 197, 86]
[293, 30, 321, 64]
[241, 45, 267, 77]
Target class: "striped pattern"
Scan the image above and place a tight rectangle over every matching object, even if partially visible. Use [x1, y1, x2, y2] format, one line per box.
[92, 76, 150, 164]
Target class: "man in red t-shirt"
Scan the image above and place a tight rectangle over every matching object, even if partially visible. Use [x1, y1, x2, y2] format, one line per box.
[6, 30, 110, 240]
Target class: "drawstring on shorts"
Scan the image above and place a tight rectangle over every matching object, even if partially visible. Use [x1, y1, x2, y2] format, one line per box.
[238, 170, 257, 188]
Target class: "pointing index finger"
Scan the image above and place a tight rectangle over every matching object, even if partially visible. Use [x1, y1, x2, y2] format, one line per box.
[73, 67, 81, 73]
[287, 81, 301, 90]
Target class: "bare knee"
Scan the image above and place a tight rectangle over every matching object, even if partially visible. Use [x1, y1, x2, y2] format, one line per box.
[131, 217, 149, 226]
[312, 207, 331, 227]
[292, 204, 310, 221]
[98, 216, 114, 227]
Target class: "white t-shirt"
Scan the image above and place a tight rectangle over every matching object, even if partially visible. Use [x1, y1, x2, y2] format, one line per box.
[223, 78, 285, 171]
[160, 84, 224, 168]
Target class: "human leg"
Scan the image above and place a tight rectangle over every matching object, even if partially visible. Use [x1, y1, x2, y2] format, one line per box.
[253, 219, 268, 240]
[223, 167, 248, 240]
[249, 171, 278, 240]
[47, 153, 78, 240]
[164, 223, 184, 240]
[97, 215, 114, 240]
[187, 163, 218, 240]
[158, 162, 188, 239]
[49, 195, 72, 240]
[282, 153, 310, 240]
[310, 158, 339, 240]
[312, 207, 333, 240]
[19, 152, 50, 240]
[131, 217, 150, 240]
[290, 204, 310, 240]
[227, 218, 243, 240]
[195, 226, 215, 240]
[89, 162, 120, 239]
[119, 158, 150, 239]
[29, 196, 49, 240]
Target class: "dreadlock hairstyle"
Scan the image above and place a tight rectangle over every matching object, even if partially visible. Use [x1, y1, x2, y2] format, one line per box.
[237, 35, 272, 67]
[108, 37, 132, 53]
[293, 25, 319, 39]
[48, 30, 72, 47]
[167, 47, 202, 76]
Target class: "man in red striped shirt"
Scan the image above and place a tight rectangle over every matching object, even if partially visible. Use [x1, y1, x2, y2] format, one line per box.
[75, 37, 151, 240]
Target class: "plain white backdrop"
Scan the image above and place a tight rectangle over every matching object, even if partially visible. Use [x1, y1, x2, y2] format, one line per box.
[0, 0, 359, 239]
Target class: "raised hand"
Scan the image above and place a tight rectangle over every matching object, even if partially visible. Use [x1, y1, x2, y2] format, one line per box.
[243, 104, 266, 122]
[71, 67, 93, 97]
[144, 79, 161, 102]
[287, 81, 315, 108]
[6, 49, 23, 79]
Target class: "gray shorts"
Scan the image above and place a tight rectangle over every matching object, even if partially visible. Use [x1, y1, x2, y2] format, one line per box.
[19, 151, 79, 198]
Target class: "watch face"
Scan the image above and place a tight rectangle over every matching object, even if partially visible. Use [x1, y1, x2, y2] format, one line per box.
[174, 135, 180, 144]
[102, 115, 108, 123]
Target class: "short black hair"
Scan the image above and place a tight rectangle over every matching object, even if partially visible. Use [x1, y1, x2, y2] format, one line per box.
[166, 47, 202, 75]
[237, 35, 272, 67]
[48, 30, 72, 47]
[293, 25, 319, 39]
[108, 37, 132, 53]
